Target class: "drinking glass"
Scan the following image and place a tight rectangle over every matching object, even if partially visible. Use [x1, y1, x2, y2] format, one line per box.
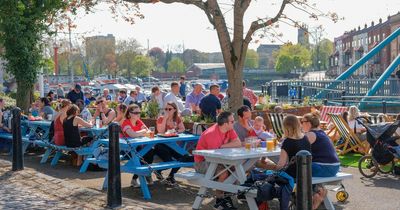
[149, 127, 155, 138]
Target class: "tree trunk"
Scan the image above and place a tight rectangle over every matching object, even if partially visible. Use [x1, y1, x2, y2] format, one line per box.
[16, 80, 33, 113]
[226, 65, 244, 114]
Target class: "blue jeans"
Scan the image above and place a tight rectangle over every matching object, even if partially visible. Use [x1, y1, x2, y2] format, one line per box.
[312, 163, 340, 177]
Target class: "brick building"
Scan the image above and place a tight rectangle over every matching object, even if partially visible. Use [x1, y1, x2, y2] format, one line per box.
[329, 12, 400, 78]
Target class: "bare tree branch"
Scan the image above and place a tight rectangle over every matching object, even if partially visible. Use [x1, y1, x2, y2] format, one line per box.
[123, 0, 215, 25]
[244, 0, 289, 45]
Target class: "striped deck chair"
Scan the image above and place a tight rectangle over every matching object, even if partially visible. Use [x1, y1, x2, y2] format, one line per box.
[328, 113, 369, 155]
[267, 113, 285, 138]
[319, 106, 348, 124]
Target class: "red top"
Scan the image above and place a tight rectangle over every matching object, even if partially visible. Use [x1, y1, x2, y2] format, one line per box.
[156, 116, 182, 130]
[54, 116, 64, 146]
[121, 119, 146, 137]
[194, 124, 238, 162]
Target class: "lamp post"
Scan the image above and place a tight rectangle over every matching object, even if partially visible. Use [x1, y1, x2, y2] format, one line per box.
[318, 60, 321, 71]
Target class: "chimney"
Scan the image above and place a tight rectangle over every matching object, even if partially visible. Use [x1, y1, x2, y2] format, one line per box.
[379, 18, 382, 23]
[364, 24, 367, 29]
[371, 21, 374, 26]
[358, 26, 361, 31]
[388, 15, 391, 20]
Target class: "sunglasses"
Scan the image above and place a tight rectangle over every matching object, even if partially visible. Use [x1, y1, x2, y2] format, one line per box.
[96, 100, 104, 105]
[164, 108, 174, 111]
[129, 111, 141, 115]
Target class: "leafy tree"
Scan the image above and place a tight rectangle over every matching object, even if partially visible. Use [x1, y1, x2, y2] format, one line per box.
[0, 1, 67, 111]
[275, 43, 311, 73]
[149, 47, 165, 70]
[311, 38, 333, 71]
[131, 55, 154, 77]
[163, 50, 172, 71]
[275, 54, 293, 73]
[116, 38, 142, 80]
[244, 49, 259, 69]
[167, 57, 186, 73]
[120, 0, 338, 112]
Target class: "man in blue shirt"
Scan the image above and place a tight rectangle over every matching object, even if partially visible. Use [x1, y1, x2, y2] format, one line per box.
[185, 83, 205, 114]
[135, 86, 147, 103]
[199, 84, 222, 122]
[179, 76, 187, 100]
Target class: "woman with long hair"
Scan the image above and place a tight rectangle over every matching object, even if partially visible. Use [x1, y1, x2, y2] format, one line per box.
[260, 114, 311, 178]
[154, 102, 186, 184]
[53, 99, 71, 146]
[121, 104, 153, 187]
[63, 104, 93, 148]
[302, 112, 340, 177]
[348, 106, 367, 140]
[113, 103, 127, 125]
[156, 102, 185, 133]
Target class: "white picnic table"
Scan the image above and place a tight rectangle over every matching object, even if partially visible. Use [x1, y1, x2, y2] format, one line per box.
[191, 147, 281, 210]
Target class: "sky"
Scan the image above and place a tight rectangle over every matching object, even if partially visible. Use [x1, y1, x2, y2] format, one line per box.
[63, 0, 400, 53]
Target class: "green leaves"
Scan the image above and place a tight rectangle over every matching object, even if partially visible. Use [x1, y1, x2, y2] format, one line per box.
[131, 55, 154, 77]
[274, 43, 311, 73]
[167, 57, 186, 73]
[244, 49, 259, 69]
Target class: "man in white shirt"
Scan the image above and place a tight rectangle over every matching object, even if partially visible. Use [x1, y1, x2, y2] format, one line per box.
[164, 82, 189, 115]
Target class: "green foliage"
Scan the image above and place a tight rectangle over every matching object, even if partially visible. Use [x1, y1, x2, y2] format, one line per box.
[245, 49, 259, 68]
[115, 38, 142, 79]
[275, 44, 311, 73]
[303, 96, 310, 106]
[145, 100, 160, 119]
[0, 0, 67, 111]
[131, 55, 154, 77]
[167, 57, 186, 73]
[311, 39, 334, 70]
[0, 93, 16, 110]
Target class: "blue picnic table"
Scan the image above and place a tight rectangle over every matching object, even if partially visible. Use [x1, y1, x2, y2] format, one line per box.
[96, 133, 199, 199]
[44, 126, 109, 168]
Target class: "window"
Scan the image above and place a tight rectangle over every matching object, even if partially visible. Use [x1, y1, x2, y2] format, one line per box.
[369, 37, 371, 44]
[383, 33, 386, 38]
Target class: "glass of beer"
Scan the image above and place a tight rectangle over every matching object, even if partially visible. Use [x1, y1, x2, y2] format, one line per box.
[272, 134, 278, 148]
[245, 138, 252, 151]
[149, 127, 155, 138]
[267, 140, 274, 151]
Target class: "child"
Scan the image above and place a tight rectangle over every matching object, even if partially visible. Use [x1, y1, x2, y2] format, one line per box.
[249, 116, 274, 140]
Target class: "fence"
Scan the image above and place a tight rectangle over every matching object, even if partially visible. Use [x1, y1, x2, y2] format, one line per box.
[264, 78, 400, 104]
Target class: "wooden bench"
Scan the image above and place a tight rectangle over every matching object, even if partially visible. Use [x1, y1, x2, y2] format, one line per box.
[176, 171, 353, 210]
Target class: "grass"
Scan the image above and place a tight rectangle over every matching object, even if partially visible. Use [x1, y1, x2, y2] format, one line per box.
[338, 153, 363, 168]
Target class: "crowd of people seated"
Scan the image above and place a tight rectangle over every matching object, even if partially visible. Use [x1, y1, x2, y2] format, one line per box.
[7, 77, 400, 210]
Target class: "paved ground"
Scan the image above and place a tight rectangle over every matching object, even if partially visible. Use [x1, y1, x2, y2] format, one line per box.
[1, 152, 400, 210]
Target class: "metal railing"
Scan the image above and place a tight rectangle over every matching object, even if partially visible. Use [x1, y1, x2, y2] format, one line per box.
[264, 78, 400, 104]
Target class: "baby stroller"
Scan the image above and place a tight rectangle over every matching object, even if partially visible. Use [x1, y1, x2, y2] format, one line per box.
[356, 117, 400, 178]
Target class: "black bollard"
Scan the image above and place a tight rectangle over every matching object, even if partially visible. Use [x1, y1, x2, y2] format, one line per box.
[323, 99, 328, 106]
[12, 107, 23, 171]
[275, 98, 279, 104]
[261, 85, 265, 94]
[107, 123, 122, 208]
[296, 150, 312, 210]
[382, 100, 387, 114]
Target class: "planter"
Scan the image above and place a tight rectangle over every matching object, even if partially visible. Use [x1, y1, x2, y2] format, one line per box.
[141, 118, 157, 132]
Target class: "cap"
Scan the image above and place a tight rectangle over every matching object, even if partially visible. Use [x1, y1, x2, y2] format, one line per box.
[75, 84, 82, 90]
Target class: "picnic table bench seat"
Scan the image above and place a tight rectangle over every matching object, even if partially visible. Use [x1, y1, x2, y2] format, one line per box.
[40, 143, 95, 166]
[176, 171, 353, 210]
